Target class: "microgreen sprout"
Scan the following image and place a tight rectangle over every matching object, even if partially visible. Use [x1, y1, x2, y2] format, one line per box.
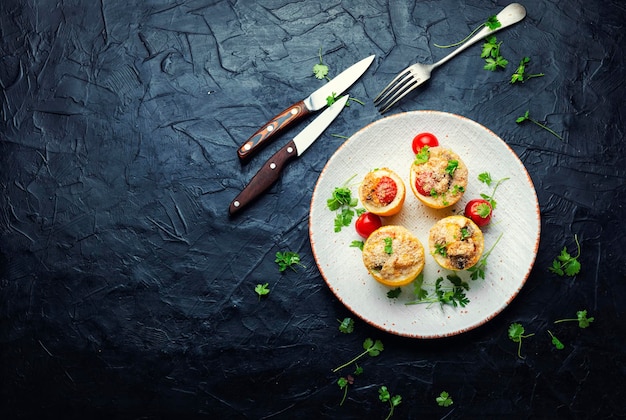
[508, 322, 535, 359]
[332, 338, 384, 372]
[468, 232, 503, 280]
[516, 110, 563, 140]
[554, 309, 594, 328]
[379, 386, 402, 420]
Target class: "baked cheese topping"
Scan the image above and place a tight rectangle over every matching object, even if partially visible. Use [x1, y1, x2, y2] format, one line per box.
[428, 215, 484, 270]
[410, 146, 468, 208]
[362, 225, 425, 286]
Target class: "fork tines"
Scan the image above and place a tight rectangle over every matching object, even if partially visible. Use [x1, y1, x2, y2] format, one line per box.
[373, 67, 420, 113]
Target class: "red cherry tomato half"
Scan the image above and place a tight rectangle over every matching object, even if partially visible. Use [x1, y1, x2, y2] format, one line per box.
[375, 176, 398, 205]
[412, 132, 439, 154]
[464, 199, 493, 227]
[355, 212, 383, 239]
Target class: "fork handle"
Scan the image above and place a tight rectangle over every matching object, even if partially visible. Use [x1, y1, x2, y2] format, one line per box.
[433, 3, 527, 68]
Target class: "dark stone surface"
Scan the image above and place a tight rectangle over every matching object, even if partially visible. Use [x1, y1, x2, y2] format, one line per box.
[1, 0, 625, 418]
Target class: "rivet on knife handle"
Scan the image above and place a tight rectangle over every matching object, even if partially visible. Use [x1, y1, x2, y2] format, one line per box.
[230, 140, 299, 215]
[237, 101, 311, 162]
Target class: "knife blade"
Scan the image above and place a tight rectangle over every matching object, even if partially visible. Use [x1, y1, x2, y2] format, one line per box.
[236, 55, 374, 163]
[229, 95, 350, 215]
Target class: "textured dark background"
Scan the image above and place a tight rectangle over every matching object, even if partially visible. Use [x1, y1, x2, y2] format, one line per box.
[1, 0, 625, 418]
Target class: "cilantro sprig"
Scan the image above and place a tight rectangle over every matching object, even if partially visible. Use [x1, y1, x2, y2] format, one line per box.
[508, 322, 535, 359]
[434, 15, 501, 48]
[516, 110, 563, 140]
[338, 317, 355, 334]
[254, 283, 270, 300]
[547, 330, 564, 350]
[554, 309, 594, 328]
[379, 386, 402, 420]
[477, 172, 509, 209]
[332, 338, 384, 372]
[313, 47, 330, 80]
[549, 234, 581, 276]
[327, 178, 363, 232]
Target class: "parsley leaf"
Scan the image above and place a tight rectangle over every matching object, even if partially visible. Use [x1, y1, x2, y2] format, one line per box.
[445, 159, 459, 176]
[516, 110, 564, 140]
[436, 391, 454, 407]
[332, 338, 384, 372]
[275, 251, 304, 272]
[414, 145, 430, 164]
[508, 322, 535, 359]
[549, 235, 581, 276]
[254, 283, 270, 300]
[406, 274, 469, 308]
[510, 56, 544, 84]
[338, 317, 355, 334]
[482, 36, 508, 71]
[350, 240, 365, 250]
[548, 330, 564, 350]
[476, 172, 509, 209]
[384, 237, 393, 255]
[327, 180, 362, 233]
[313, 47, 329, 80]
[554, 309, 594, 328]
[387, 287, 402, 299]
[485, 15, 502, 30]
[379, 386, 402, 419]
[468, 232, 503, 280]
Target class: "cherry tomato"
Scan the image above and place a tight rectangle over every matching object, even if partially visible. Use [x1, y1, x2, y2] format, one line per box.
[374, 176, 398, 205]
[464, 199, 493, 227]
[412, 132, 439, 154]
[355, 212, 383, 239]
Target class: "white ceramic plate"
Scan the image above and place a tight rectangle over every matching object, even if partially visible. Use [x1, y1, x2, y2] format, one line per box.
[309, 111, 540, 338]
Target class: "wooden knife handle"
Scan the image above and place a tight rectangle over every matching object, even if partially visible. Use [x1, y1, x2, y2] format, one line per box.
[229, 140, 299, 215]
[237, 100, 310, 163]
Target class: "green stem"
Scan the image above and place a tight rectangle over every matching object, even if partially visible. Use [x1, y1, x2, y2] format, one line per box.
[385, 402, 395, 420]
[434, 23, 485, 48]
[529, 118, 563, 140]
[332, 350, 367, 372]
[339, 384, 348, 406]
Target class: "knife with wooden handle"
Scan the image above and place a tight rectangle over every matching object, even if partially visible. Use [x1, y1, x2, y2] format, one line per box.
[237, 55, 374, 163]
[229, 95, 350, 215]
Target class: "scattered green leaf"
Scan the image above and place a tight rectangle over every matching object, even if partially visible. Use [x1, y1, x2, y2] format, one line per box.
[508, 322, 535, 359]
[549, 235, 581, 276]
[554, 309, 594, 328]
[511, 56, 544, 84]
[477, 171, 509, 209]
[350, 240, 365, 250]
[435, 15, 500, 48]
[254, 283, 270, 300]
[338, 317, 355, 334]
[384, 237, 393, 255]
[485, 15, 502, 30]
[516, 110, 563, 140]
[332, 338, 384, 372]
[414, 145, 431, 164]
[313, 47, 330, 80]
[482, 36, 508, 71]
[436, 391, 454, 407]
[548, 330, 564, 350]
[327, 178, 362, 233]
[406, 274, 469, 308]
[275, 251, 304, 272]
[387, 287, 402, 299]
[379, 386, 402, 420]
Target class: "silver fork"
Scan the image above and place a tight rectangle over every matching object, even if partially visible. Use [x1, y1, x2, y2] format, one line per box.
[374, 3, 527, 113]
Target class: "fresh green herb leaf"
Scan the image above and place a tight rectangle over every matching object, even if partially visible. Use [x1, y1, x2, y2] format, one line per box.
[350, 240, 365, 250]
[379, 386, 402, 420]
[414, 145, 430, 164]
[436, 391, 454, 407]
[406, 275, 469, 308]
[275, 251, 304, 272]
[510, 56, 544, 84]
[481, 36, 508, 71]
[384, 237, 393, 255]
[485, 15, 502, 30]
[548, 330, 564, 350]
[332, 338, 384, 372]
[338, 317, 355, 334]
[387, 287, 402, 299]
[468, 232, 503, 280]
[516, 110, 564, 140]
[478, 172, 493, 186]
[327, 179, 361, 233]
[255, 283, 270, 299]
[508, 322, 535, 359]
[313, 47, 330, 80]
[554, 309, 594, 328]
[549, 235, 581, 276]
[446, 159, 459, 176]
[337, 374, 354, 406]
[434, 243, 447, 257]
[476, 172, 509, 209]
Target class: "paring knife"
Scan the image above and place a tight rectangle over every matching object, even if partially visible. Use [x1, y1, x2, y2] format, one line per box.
[229, 95, 350, 215]
[237, 55, 375, 162]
